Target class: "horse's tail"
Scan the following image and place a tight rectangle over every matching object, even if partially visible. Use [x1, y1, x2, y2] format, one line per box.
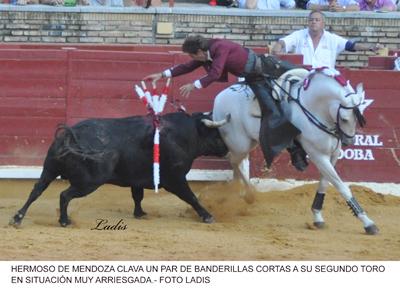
[54, 124, 104, 161]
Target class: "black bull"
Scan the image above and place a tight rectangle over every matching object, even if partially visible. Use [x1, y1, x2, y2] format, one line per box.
[10, 112, 228, 227]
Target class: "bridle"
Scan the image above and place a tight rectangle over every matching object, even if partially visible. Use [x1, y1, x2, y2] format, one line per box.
[336, 93, 366, 141]
[272, 78, 366, 143]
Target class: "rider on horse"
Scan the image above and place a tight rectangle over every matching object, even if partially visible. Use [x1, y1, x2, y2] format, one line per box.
[144, 35, 308, 171]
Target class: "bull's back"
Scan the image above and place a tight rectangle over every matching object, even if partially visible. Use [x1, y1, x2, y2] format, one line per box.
[88, 114, 195, 185]
[72, 116, 153, 150]
[53, 116, 154, 186]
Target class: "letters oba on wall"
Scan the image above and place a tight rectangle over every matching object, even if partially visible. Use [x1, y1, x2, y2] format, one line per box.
[339, 134, 383, 161]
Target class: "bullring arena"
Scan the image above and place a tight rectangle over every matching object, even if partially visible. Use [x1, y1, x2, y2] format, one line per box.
[1, 4, 400, 262]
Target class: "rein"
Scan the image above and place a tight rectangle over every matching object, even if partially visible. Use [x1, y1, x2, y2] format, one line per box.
[294, 86, 339, 138]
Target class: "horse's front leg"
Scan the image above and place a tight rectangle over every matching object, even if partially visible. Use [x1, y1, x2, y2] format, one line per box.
[311, 149, 341, 229]
[311, 176, 329, 229]
[308, 152, 379, 235]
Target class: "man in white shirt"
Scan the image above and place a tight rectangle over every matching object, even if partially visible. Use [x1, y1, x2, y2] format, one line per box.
[271, 10, 382, 69]
[238, 0, 295, 9]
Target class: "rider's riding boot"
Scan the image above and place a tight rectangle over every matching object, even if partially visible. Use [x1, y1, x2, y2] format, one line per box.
[249, 80, 301, 168]
[287, 141, 308, 171]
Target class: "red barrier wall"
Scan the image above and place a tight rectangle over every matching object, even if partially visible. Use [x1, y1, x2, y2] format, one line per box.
[0, 45, 237, 170]
[0, 45, 399, 182]
[0, 49, 67, 165]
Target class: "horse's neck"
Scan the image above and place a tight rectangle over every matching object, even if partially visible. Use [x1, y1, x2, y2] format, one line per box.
[299, 76, 343, 124]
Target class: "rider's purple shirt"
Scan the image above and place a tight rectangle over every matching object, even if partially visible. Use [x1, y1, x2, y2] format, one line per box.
[170, 39, 248, 88]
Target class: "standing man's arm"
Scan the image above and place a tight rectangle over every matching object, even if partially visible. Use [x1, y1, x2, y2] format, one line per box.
[353, 42, 382, 53]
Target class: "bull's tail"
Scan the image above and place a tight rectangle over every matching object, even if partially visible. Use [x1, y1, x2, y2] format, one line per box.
[54, 124, 104, 161]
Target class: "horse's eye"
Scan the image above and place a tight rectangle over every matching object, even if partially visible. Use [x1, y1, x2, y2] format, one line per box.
[341, 118, 349, 123]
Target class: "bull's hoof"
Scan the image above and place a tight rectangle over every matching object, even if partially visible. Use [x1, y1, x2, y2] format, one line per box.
[59, 218, 71, 227]
[313, 221, 325, 229]
[202, 215, 215, 224]
[9, 213, 24, 227]
[134, 211, 147, 219]
[365, 224, 379, 235]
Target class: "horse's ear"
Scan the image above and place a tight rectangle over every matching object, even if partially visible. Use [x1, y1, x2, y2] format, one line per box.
[356, 83, 364, 94]
[356, 83, 365, 103]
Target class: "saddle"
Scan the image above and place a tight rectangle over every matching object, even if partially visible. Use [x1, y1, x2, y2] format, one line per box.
[250, 68, 309, 117]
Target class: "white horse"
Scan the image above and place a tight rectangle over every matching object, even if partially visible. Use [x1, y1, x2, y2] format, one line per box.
[207, 68, 379, 235]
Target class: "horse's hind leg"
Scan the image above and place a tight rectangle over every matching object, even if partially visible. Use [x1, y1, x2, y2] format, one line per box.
[9, 169, 57, 227]
[230, 154, 255, 203]
[309, 155, 378, 235]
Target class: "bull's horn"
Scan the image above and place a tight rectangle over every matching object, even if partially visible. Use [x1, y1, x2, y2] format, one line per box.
[201, 114, 231, 128]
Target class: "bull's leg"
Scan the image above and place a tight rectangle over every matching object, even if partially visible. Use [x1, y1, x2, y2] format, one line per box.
[131, 187, 147, 218]
[59, 185, 98, 227]
[308, 153, 378, 235]
[9, 169, 56, 227]
[164, 179, 214, 223]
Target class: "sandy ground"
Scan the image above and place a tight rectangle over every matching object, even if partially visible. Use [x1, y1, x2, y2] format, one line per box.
[1, 179, 399, 261]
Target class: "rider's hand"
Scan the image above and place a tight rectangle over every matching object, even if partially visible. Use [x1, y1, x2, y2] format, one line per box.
[180, 83, 195, 98]
[143, 73, 163, 83]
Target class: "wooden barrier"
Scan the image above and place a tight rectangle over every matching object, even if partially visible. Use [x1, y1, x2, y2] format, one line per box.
[0, 45, 399, 182]
[367, 56, 396, 70]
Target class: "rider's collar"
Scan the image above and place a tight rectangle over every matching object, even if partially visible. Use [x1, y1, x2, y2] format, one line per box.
[207, 50, 213, 62]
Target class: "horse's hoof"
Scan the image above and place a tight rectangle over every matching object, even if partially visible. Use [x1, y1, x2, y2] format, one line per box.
[313, 221, 325, 229]
[202, 215, 215, 224]
[365, 224, 379, 235]
[9, 218, 21, 228]
[9, 213, 23, 227]
[59, 218, 71, 227]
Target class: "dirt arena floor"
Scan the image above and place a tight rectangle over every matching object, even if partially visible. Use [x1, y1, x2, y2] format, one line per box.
[1, 179, 399, 260]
